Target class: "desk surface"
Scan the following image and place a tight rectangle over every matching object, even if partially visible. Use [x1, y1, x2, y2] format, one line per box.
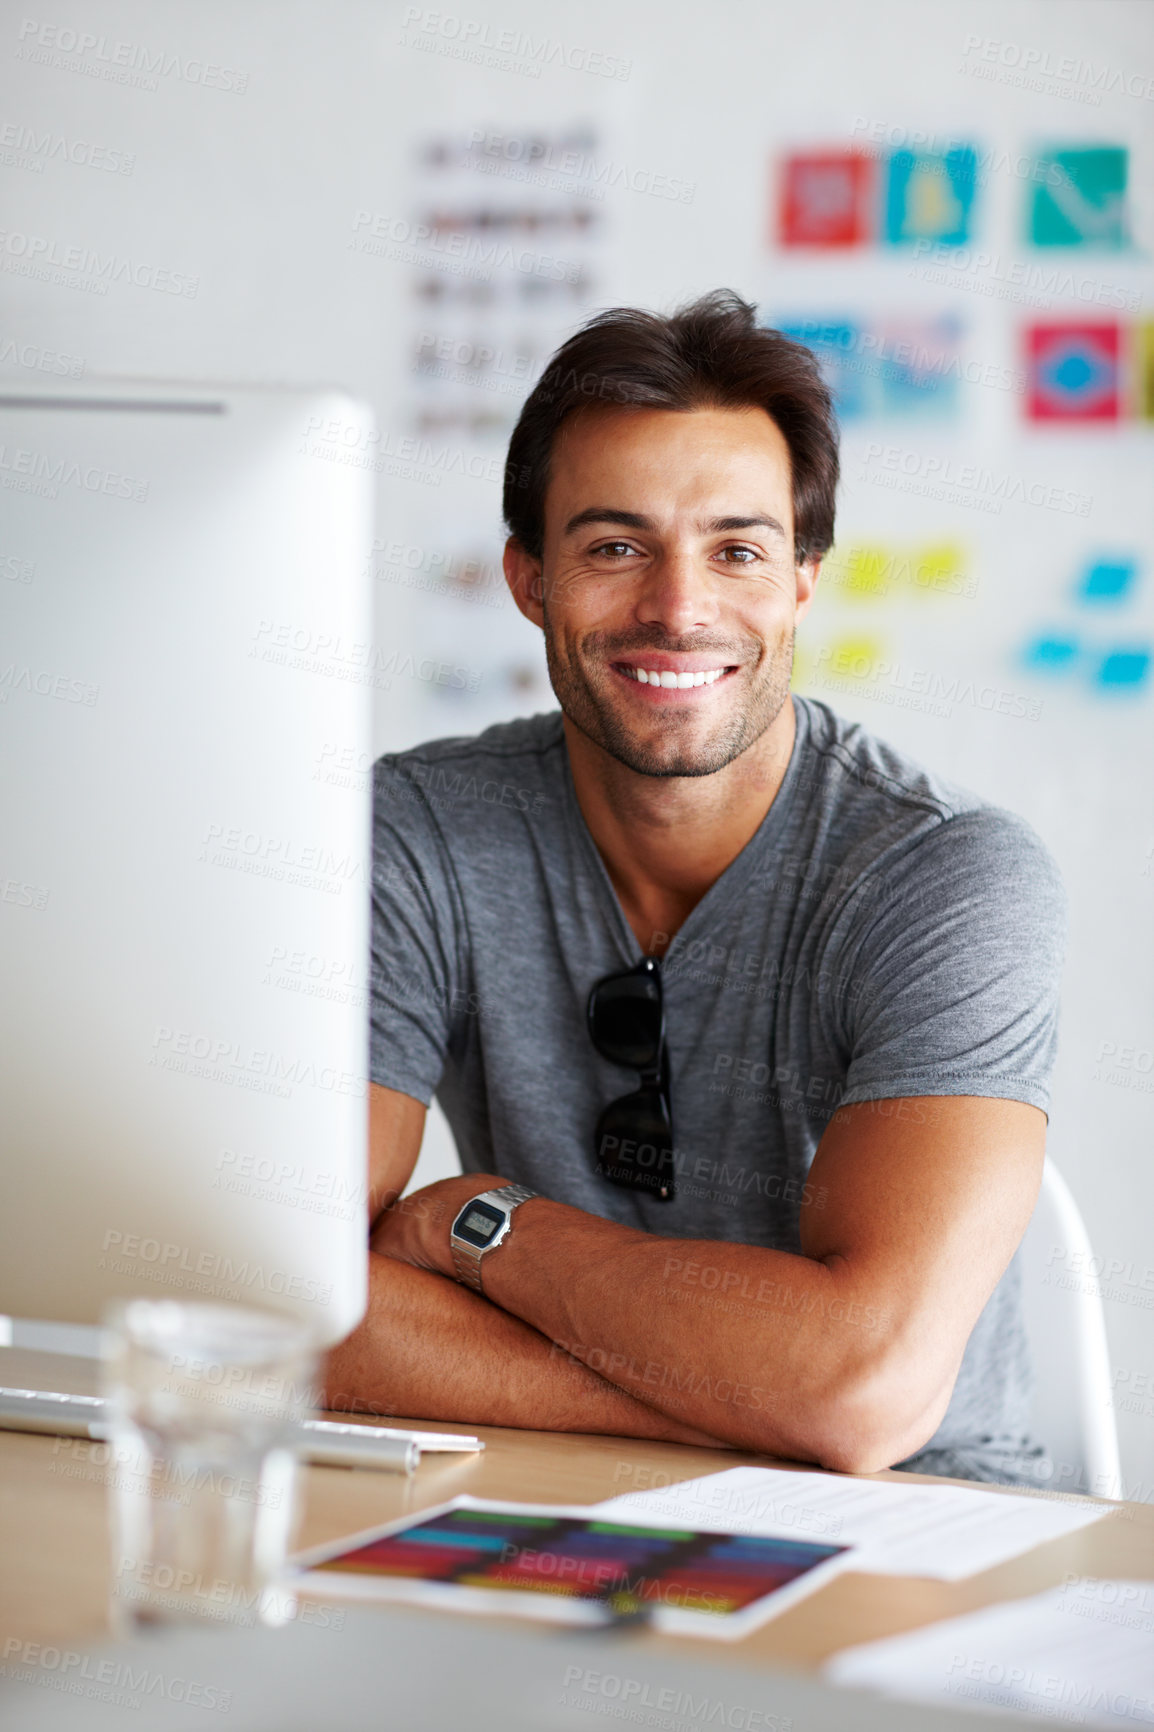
[2, 1345, 1151, 1672]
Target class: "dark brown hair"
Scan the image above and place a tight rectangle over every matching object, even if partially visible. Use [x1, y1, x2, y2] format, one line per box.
[503, 289, 839, 563]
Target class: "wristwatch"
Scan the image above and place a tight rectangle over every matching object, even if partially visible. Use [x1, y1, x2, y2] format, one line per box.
[449, 1184, 539, 1293]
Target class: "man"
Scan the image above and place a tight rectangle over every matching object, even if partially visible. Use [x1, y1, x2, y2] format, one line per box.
[327, 290, 1065, 1482]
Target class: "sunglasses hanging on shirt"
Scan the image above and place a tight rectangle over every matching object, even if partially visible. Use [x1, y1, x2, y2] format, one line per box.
[586, 956, 675, 1201]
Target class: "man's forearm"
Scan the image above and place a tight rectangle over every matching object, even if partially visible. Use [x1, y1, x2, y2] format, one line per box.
[394, 1177, 924, 1471]
[369, 1173, 878, 1460]
[322, 1250, 725, 1446]
[480, 1200, 882, 1462]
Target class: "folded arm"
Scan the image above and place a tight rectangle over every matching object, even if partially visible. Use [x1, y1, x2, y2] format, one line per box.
[322, 1084, 721, 1446]
[379, 1093, 1046, 1473]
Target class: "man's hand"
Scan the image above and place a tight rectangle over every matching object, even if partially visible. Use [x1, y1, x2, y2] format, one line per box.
[369, 1173, 507, 1273]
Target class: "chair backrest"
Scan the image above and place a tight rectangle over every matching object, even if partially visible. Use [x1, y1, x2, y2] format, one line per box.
[1018, 1160, 1122, 1499]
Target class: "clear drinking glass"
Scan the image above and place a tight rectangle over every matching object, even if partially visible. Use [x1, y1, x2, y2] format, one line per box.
[101, 1299, 319, 1631]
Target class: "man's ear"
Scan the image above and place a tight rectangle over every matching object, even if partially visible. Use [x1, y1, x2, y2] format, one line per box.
[503, 538, 545, 629]
[795, 554, 822, 626]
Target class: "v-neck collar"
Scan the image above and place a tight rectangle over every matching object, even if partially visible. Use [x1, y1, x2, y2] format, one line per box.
[559, 697, 811, 967]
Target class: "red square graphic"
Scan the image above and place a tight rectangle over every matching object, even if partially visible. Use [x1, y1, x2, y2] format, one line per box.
[779, 151, 875, 247]
[1026, 322, 1121, 422]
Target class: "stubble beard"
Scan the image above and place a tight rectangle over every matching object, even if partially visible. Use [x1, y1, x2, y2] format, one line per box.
[542, 609, 795, 779]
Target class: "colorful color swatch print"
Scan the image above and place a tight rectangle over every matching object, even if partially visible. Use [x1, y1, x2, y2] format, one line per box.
[1026, 322, 1120, 420]
[779, 151, 876, 247]
[1029, 148, 1129, 249]
[310, 1506, 847, 1619]
[884, 148, 977, 245]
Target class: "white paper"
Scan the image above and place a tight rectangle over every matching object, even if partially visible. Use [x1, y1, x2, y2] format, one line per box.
[826, 1579, 1154, 1729]
[589, 1465, 1110, 1580]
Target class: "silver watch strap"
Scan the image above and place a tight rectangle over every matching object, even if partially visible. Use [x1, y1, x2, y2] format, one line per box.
[450, 1184, 538, 1292]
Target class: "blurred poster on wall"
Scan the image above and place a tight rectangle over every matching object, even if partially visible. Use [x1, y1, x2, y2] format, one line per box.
[368, 121, 616, 752]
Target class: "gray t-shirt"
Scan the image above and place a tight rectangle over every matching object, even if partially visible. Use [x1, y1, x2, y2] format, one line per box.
[369, 696, 1067, 1483]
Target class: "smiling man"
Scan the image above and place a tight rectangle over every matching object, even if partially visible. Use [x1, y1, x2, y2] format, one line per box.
[327, 290, 1066, 1481]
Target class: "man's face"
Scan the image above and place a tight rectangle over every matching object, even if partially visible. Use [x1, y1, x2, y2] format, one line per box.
[507, 404, 819, 778]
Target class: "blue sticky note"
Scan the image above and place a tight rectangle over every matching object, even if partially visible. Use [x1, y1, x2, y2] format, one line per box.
[1023, 635, 1080, 673]
[1078, 560, 1137, 604]
[1096, 648, 1150, 688]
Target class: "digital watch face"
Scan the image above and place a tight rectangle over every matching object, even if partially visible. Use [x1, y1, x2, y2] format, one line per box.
[454, 1201, 505, 1249]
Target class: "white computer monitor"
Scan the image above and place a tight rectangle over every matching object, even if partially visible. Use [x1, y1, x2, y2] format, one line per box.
[0, 379, 375, 1346]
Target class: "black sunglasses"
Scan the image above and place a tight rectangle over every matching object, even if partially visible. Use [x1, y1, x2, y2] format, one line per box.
[586, 956, 675, 1201]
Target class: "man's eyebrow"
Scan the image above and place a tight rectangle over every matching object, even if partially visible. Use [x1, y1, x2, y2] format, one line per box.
[704, 514, 787, 538]
[562, 508, 654, 536]
[561, 508, 788, 539]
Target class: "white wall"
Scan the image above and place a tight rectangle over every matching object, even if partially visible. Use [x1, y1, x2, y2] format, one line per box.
[3, 0, 1151, 1491]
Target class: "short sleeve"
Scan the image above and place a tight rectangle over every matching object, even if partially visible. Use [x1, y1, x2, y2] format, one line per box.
[368, 757, 463, 1105]
[836, 809, 1068, 1114]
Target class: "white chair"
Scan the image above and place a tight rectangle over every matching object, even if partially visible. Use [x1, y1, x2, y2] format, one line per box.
[1018, 1160, 1122, 1499]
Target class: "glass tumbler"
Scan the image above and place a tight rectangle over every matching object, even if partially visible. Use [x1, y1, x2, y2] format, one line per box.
[101, 1298, 319, 1630]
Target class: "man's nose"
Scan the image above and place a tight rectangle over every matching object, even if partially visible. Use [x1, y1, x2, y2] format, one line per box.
[633, 549, 722, 635]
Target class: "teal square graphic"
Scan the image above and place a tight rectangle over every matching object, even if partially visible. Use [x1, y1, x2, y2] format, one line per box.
[884, 148, 977, 245]
[1030, 148, 1128, 248]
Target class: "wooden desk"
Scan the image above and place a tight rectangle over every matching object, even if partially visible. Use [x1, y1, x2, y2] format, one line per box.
[2, 1345, 1151, 1671]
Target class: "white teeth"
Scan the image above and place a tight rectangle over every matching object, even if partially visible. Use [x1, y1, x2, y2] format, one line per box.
[624, 666, 727, 687]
